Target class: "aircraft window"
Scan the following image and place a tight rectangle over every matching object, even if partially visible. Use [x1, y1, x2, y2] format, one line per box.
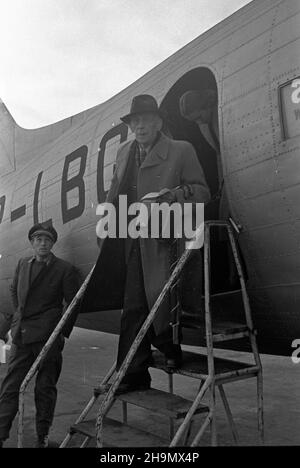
[279, 77, 300, 140]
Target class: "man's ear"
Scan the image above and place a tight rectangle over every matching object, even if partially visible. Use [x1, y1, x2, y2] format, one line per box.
[157, 116, 163, 131]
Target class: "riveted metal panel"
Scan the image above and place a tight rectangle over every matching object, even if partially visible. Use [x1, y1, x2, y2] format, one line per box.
[227, 159, 278, 199]
[243, 221, 299, 260]
[250, 252, 300, 285]
[236, 191, 293, 230]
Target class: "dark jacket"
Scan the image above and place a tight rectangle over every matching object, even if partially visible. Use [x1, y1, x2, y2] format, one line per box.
[82, 133, 210, 334]
[10, 253, 79, 345]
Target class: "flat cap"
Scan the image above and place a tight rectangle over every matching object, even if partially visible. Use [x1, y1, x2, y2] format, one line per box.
[28, 223, 58, 243]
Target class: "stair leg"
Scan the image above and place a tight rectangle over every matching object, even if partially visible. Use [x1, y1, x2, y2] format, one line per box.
[210, 384, 217, 446]
[182, 420, 193, 446]
[182, 380, 203, 445]
[168, 373, 174, 439]
[122, 401, 128, 424]
[257, 370, 264, 444]
[170, 376, 212, 446]
[80, 436, 90, 448]
[226, 223, 264, 446]
[218, 385, 239, 445]
[191, 411, 213, 446]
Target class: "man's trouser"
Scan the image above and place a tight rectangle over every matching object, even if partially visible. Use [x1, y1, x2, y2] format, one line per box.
[0, 338, 63, 441]
[116, 241, 180, 383]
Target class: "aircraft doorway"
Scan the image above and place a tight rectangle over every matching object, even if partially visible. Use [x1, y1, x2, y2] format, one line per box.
[160, 68, 239, 293]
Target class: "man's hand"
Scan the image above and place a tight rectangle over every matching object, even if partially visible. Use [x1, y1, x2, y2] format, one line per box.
[156, 188, 177, 204]
[156, 185, 195, 204]
[152, 188, 179, 245]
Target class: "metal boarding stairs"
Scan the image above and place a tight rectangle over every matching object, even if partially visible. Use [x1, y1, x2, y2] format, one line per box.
[59, 220, 264, 448]
[16, 220, 264, 448]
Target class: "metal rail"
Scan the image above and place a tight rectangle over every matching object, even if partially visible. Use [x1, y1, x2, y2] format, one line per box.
[59, 361, 116, 448]
[17, 220, 263, 447]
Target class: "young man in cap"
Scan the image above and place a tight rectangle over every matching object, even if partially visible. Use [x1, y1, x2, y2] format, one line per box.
[0, 223, 79, 448]
[82, 94, 211, 394]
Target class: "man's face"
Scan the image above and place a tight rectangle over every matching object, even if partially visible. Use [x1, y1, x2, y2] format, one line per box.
[31, 235, 54, 258]
[129, 113, 162, 147]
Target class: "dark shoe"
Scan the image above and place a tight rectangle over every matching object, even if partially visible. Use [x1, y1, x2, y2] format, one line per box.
[35, 434, 49, 448]
[0, 439, 3, 448]
[165, 356, 182, 371]
[164, 346, 183, 371]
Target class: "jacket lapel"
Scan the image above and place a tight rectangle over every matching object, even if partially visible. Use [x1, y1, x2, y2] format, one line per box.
[29, 254, 56, 291]
[20, 258, 33, 307]
[106, 140, 135, 203]
[115, 141, 134, 184]
[140, 133, 170, 169]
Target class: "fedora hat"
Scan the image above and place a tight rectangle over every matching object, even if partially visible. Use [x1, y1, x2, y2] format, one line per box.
[120, 94, 163, 124]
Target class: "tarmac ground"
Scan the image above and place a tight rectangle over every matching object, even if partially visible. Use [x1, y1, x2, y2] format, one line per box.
[0, 327, 299, 448]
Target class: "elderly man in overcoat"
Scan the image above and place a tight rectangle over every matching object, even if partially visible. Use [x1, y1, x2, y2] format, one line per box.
[82, 94, 210, 394]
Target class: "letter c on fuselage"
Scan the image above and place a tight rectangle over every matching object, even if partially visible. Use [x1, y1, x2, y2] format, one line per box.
[97, 123, 128, 203]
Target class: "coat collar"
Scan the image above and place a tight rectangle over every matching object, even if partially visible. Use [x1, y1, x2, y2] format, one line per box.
[109, 133, 171, 202]
[27, 252, 56, 291]
[28, 252, 55, 266]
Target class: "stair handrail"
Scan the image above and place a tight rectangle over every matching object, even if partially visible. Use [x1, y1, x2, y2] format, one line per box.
[95, 223, 205, 447]
[17, 264, 95, 448]
[59, 360, 117, 448]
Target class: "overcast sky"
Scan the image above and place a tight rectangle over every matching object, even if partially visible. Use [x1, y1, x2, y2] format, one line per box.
[0, 0, 251, 128]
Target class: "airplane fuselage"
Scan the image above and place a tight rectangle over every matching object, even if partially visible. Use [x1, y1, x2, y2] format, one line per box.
[1, 0, 300, 355]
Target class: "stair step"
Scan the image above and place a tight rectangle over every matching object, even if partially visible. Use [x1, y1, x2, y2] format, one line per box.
[116, 388, 209, 419]
[209, 289, 242, 298]
[180, 313, 249, 342]
[198, 289, 242, 301]
[151, 350, 259, 381]
[71, 417, 167, 447]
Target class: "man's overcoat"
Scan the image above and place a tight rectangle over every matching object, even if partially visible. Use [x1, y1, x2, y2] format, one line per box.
[10, 254, 79, 344]
[82, 133, 210, 334]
